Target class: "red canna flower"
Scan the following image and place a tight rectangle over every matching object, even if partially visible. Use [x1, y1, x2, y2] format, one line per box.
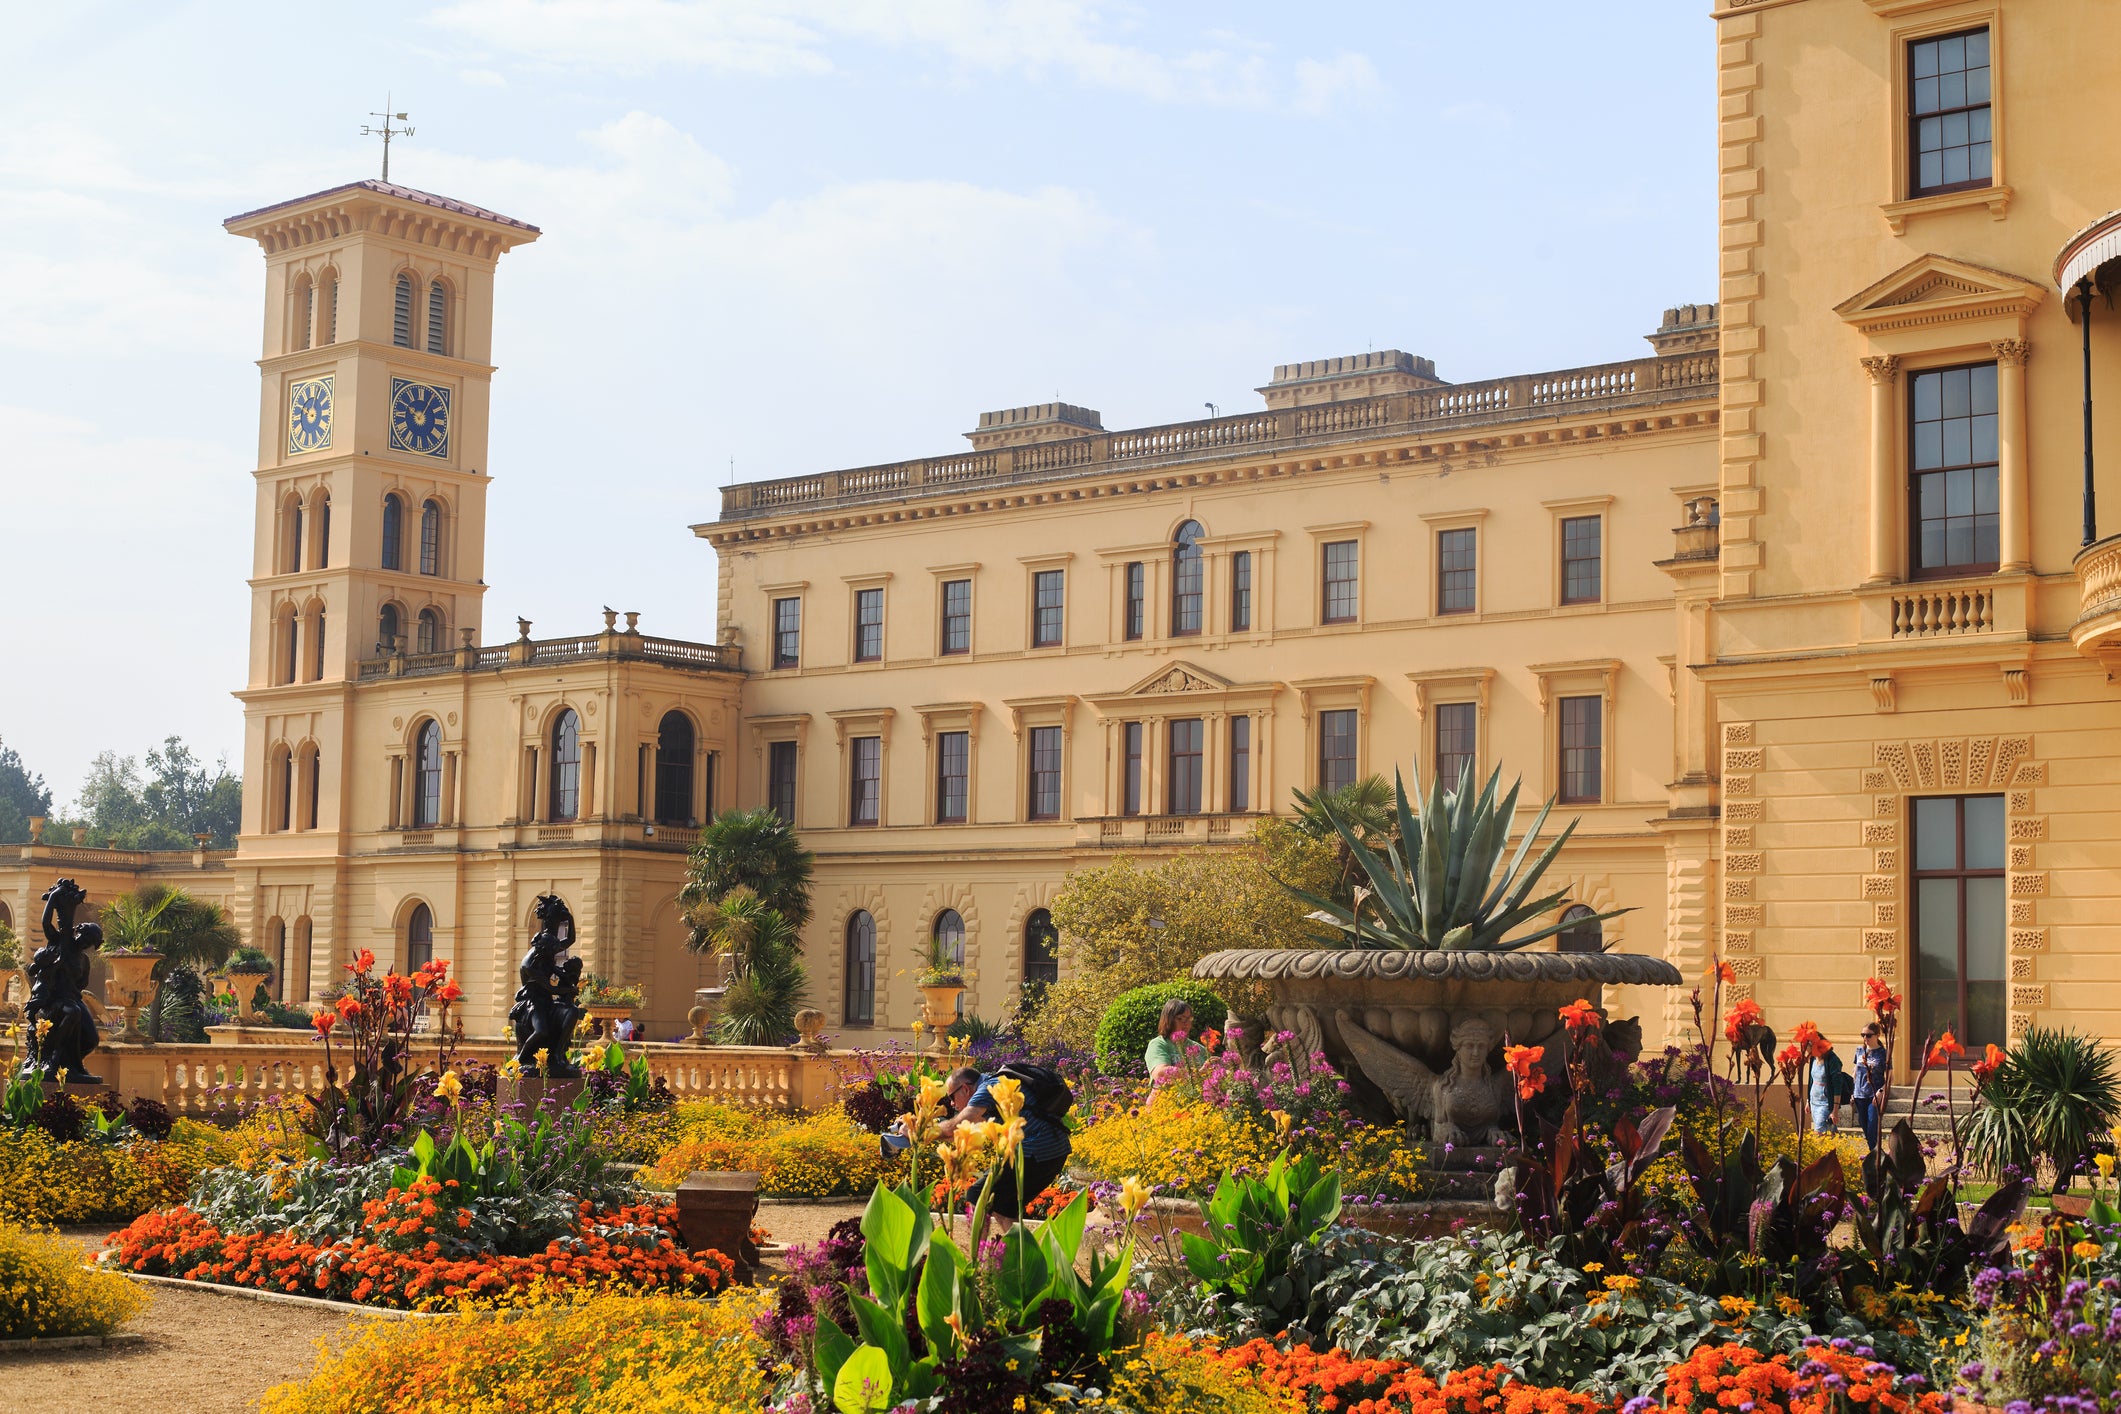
[1790, 1020, 1829, 1059]
[1558, 999, 1601, 1034]
[335, 995, 363, 1020]
[1503, 1044, 1547, 1100]
[1863, 976, 1902, 1017]
[1723, 998, 1766, 1047]
[1971, 1042, 2006, 1083]
[311, 1011, 336, 1035]
[436, 982, 463, 1005]
[1928, 1029, 1965, 1068]
[1775, 1042, 1803, 1081]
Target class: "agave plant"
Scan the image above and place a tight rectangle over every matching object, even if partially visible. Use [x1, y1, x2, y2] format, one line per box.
[1961, 1026, 2121, 1191]
[1286, 763, 1629, 951]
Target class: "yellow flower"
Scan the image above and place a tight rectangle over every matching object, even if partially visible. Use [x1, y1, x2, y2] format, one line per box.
[1119, 1175, 1152, 1220]
[435, 1070, 463, 1103]
[917, 1076, 948, 1118]
[2074, 1240, 2102, 1260]
[988, 1075, 1026, 1123]
[957, 1120, 998, 1153]
[1602, 1274, 1641, 1295]
[1776, 1295, 1806, 1318]
[1719, 1294, 1758, 1319]
[1581, 1262, 1604, 1274]
[35, 1019, 52, 1039]
[996, 1117, 1026, 1162]
[1270, 1109, 1294, 1139]
[533, 1049, 549, 1069]
[55, 1069, 69, 1085]
[2098, 1153, 2115, 1180]
[499, 1058, 522, 1079]
[911, 1019, 927, 1036]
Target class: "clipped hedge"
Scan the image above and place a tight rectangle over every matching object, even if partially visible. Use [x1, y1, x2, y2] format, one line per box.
[1093, 980, 1228, 1077]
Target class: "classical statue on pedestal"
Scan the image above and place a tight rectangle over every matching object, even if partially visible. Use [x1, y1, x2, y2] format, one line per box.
[21, 879, 103, 1084]
[1335, 1010, 1515, 1145]
[508, 894, 582, 1078]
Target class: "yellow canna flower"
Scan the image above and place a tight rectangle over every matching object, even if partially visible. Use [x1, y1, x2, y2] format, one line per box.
[36, 1018, 52, 1038]
[989, 1075, 1025, 1123]
[1119, 1175, 1152, 1220]
[997, 1117, 1026, 1161]
[534, 1049, 548, 1068]
[435, 1070, 463, 1103]
[1270, 1109, 1294, 1139]
[2098, 1153, 2115, 1180]
[499, 1057, 522, 1078]
[911, 1019, 927, 1036]
[918, 1076, 948, 1115]
[55, 1069, 69, 1085]
[957, 1120, 998, 1152]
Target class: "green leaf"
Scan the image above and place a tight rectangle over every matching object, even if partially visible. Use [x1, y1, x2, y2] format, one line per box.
[916, 1236, 964, 1358]
[995, 1221, 1051, 1316]
[814, 1315, 854, 1394]
[1297, 1173, 1343, 1234]
[832, 1345, 896, 1414]
[1180, 1230, 1226, 1285]
[860, 1184, 917, 1307]
[1041, 1186, 1090, 1261]
[848, 1295, 910, 1384]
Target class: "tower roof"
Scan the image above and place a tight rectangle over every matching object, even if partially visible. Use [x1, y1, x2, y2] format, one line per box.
[226, 179, 538, 232]
[224, 180, 540, 256]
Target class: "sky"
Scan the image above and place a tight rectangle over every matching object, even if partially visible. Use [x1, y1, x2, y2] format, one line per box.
[0, 0, 1717, 808]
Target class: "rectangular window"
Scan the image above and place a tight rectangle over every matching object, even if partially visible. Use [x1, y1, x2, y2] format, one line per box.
[1911, 363, 2000, 577]
[772, 597, 801, 669]
[936, 730, 969, 823]
[1028, 725, 1063, 821]
[1123, 562, 1146, 641]
[1230, 550, 1253, 632]
[1438, 527, 1477, 614]
[1228, 715, 1252, 812]
[940, 579, 971, 655]
[1436, 701, 1477, 795]
[854, 587, 884, 663]
[1559, 696, 1603, 803]
[1167, 718, 1203, 815]
[1033, 569, 1065, 647]
[1909, 28, 1992, 197]
[1318, 709, 1359, 793]
[849, 736, 881, 826]
[1322, 541, 1359, 623]
[768, 741, 798, 824]
[1560, 516, 1603, 604]
[1123, 722, 1143, 816]
[1912, 794, 2006, 1050]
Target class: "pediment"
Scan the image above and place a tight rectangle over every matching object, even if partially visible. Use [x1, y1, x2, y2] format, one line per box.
[1125, 662, 1232, 696]
[1835, 254, 2046, 336]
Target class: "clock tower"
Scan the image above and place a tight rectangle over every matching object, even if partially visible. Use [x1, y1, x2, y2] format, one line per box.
[224, 181, 537, 847]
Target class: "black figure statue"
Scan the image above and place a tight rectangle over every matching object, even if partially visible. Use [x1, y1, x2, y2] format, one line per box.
[21, 878, 104, 1084]
[508, 894, 582, 1078]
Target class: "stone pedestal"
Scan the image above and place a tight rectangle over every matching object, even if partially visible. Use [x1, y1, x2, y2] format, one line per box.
[674, 1170, 762, 1281]
[205, 1024, 264, 1047]
[37, 1079, 107, 1100]
[496, 1074, 586, 1115]
[99, 1044, 170, 1105]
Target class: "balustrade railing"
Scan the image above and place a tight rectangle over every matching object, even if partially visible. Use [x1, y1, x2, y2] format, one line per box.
[1891, 586, 1994, 638]
[357, 631, 739, 681]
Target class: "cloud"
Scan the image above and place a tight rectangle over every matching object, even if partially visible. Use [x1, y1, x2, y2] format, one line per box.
[426, 0, 1381, 111]
[460, 67, 508, 87]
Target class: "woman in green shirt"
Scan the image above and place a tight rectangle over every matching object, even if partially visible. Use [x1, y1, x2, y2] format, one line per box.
[1144, 998, 1193, 1082]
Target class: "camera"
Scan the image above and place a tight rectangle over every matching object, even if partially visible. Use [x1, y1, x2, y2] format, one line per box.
[880, 1130, 911, 1157]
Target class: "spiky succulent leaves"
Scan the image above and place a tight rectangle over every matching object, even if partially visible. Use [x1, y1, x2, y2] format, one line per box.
[714, 929, 808, 1046]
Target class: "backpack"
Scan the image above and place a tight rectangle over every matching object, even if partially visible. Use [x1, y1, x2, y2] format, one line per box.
[1821, 1048, 1853, 1103]
[996, 1062, 1075, 1123]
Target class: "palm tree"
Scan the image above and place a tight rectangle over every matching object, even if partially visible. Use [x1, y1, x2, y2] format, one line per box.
[677, 806, 815, 937]
[1291, 773, 1398, 908]
[698, 896, 808, 1046]
[102, 884, 240, 1041]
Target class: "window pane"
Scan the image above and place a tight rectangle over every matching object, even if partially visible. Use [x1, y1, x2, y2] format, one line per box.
[1322, 541, 1359, 623]
[1124, 562, 1145, 640]
[1439, 527, 1477, 613]
[1030, 725, 1062, 819]
[1913, 797, 1959, 870]
[1319, 709, 1358, 792]
[1966, 875, 2006, 1047]
[1559, 696, 1602, 802]
[773, 597, 801, 668]
[1229, 716, 1251, 812]
[941, 579, 971, 654]
[855, 588, 884, 662]
[1436, 701, 1477, 794]
[769, 741, 798, 823]
[1963, 794, 2005, 869]
[1168, 718, 1203, 815]
[1230, 551, 1252, 631]
[937, 731, 969, 822]
[1123, 722, 1143, 816]
[850, 736, 881, 825]
[1034, 570, 1065, 646]
[1171, 521, 1203, 636]
[1914, 876, 1961, 1044]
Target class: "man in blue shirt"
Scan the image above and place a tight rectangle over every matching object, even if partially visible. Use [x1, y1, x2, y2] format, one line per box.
[932, 1064, 1072, 1238]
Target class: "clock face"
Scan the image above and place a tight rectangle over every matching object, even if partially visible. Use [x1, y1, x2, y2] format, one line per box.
[389, 378, 452, 459]
[286, 376, 333, 455]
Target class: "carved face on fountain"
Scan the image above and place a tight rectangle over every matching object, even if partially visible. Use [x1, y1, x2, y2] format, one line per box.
[1449, 1016, 1498, 1079]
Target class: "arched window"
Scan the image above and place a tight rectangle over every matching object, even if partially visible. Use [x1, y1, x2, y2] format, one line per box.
[303, 743, 321, 830]
[381, 493, 404, 571]
[405, 902, 434, 972]
[269, 743, 293, 832]
[377, 603, 402, 656]
[276, 604, 299, 685]
[843, 911, 876, 1025]
[291, 275, 312, 352]
[1171, 520, 1205, 636]
[264, 917, 286, 998]
[419, 499, 442, 576]
[321, 272, 338, 344]
[413, 719, 443, 828]
[1023, 908, 1060, 987]
[416, 608, 442, 655]
[312, 490, 331, 569]
[549, 709, 581, 821]
[933, 908, 967, 1017]
[0, 900, 11, 929]
[393, 273, 414, 348]
[305, 603, 327, 681]
[1557, 904, 1602, 954]
[289, 916, 312, 1002]
[655, 710, 695, 824]
[283, 494, 304, 573]
[426, 280, 449, 355]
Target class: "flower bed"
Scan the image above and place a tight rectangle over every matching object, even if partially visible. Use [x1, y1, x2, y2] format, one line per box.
[0, 1120, 235, 1226]
[641, 1104, 905, 1197]
[104, 1191, 730, 1311]
[1, 1219, 149, 1340]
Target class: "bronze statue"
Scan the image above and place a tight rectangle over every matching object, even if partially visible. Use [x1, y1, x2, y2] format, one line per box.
[21, 879, 103, 1084]
[508, 894, 582, 1078]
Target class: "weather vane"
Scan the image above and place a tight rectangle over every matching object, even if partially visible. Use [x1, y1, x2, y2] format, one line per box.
[362, 95, 414, 182]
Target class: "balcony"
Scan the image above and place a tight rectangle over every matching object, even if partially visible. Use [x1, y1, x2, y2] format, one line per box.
[2072, 532, 2121, 671]
[1074, 813, 1264, 848]
[357, 626, 740, 681]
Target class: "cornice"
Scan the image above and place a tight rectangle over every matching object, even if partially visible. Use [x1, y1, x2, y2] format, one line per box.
[256, 340, 498, 379]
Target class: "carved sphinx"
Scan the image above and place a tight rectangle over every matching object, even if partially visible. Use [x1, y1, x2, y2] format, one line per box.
[1335, 1009, 1516, 1145]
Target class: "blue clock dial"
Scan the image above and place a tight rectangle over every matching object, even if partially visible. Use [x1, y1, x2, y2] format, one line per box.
[389, 378, 452, 459]
[286, 376, 333, 455]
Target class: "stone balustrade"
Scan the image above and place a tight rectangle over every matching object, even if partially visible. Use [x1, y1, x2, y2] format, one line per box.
[356, 628, 740, 682]
[2073, 531, 2121, 669]
[53, 1038, 845, 1117]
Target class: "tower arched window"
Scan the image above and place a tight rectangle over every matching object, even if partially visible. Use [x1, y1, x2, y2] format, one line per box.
[1557, 904, 1602, 954]
[381, 493, 405, 571]
[306, 604, 327, 681]
[264, 917, 286, 998]
[413, 719, 443, 828]
[419, 499, 442, 576]
[843, 910, 876, 1025]
[1171, 520, 1205, 636]
[416, 608, 442, 655]
[269, 743, 293, 832]
[393, 273, 414, 348]
[405, 902, 434, 972]
[312, 489, 331, 569]
[549, 709, 581, 822]
[276, 604, 299, 685]
[302, 743, 321, 830]
[291, 275, 313, 352]
[1023, 908, 1060, 988]
[282, 495, 305, 574]
[377, 603, 402, 656]
[426, 280, 449, 355]
[321, 271, 338, 344]
[655, 711, 695, 825]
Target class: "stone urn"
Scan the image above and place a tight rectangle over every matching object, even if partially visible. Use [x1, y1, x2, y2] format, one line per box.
[581, 1003, 635, 1042]
[224, 969, 273, 1023]
[790, 1008, 828, 1054]
[688, 986, 727, 1045]
[1192, 948, 1684, 1137]
[0, 966, 19, 1018]
[918, 983, 965, 1051]
[103, 951, 163, 1043]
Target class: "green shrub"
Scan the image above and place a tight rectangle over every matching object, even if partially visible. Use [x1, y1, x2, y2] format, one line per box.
[1962, 1026, 2121, 1188]
[1093, 980, 1226, 1076]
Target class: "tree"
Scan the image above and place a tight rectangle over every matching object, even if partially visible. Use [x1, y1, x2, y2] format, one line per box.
[46, 737, 242, 850]
[1023, 821, 1339, 1055]
[101, 884, 241, 1042]
[1290, 773, 1398, 909]
[677, 806, 815, 935]
[0, 737, 53, 845]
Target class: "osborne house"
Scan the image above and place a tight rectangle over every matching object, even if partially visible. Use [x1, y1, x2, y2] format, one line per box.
[9, 0, 2121, 1073]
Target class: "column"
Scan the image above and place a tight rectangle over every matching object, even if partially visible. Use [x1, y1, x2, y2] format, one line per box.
[1994, 339, 2032, 573]
[582, 741, 598, 818]
[388, 756, 404, 829]
[1144, 716, 1165, 814]
[1861, 355, 1900, 585]
[1203, 712, 1223, 813]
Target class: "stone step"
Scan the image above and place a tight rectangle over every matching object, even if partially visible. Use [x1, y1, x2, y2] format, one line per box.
[1413, 1167, 1505, 1202]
